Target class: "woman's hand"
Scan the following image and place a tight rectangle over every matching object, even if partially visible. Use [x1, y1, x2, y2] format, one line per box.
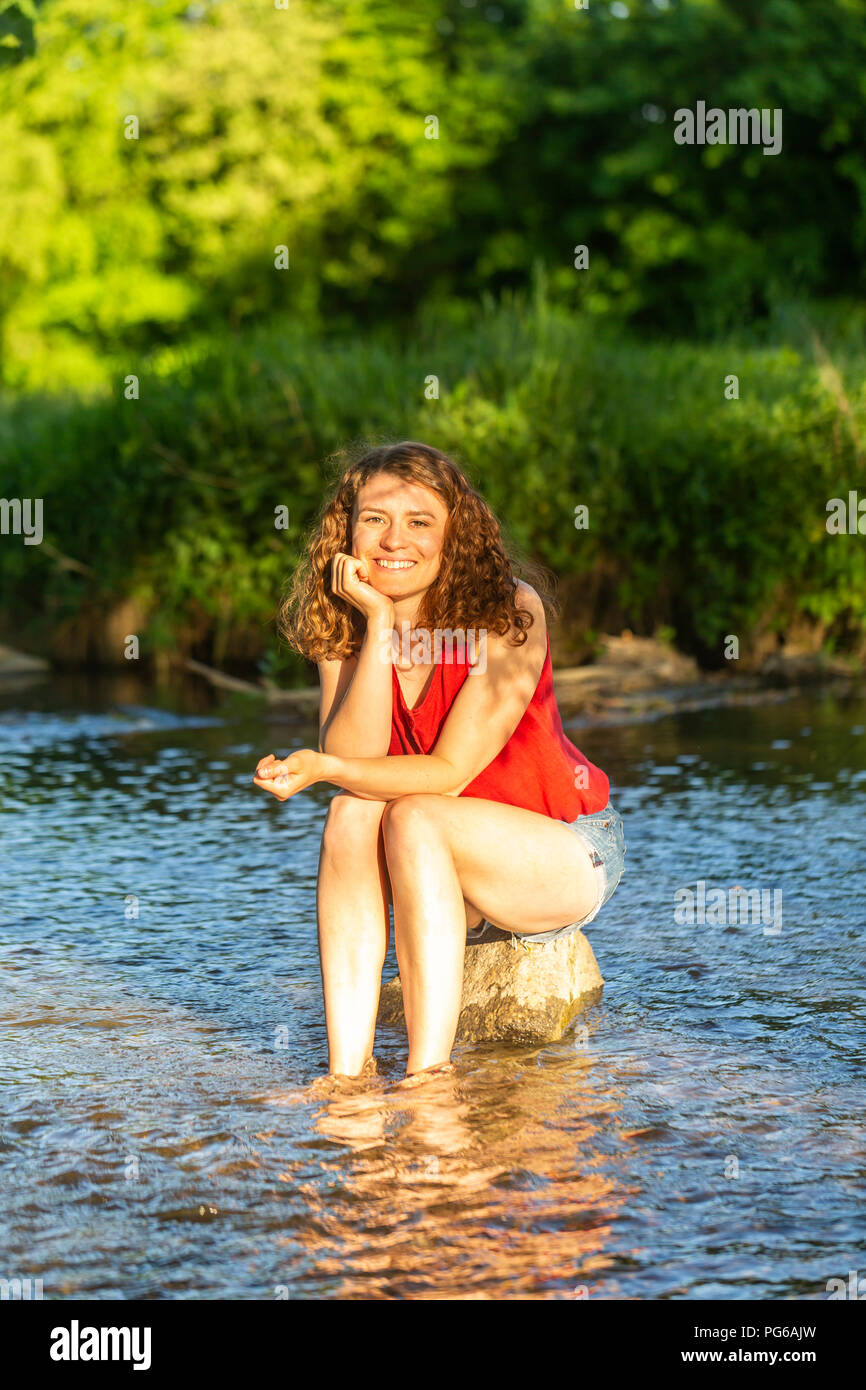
[252, 749, 323, 801]
[330, 551, 395, 628]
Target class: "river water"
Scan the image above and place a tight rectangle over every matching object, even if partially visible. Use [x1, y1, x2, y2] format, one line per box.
[1, 674, 864, 1300]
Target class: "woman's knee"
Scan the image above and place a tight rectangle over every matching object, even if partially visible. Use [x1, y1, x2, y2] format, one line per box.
[380, 794, 442, 852]
[380, 798, 478, 925]
[321, 792, 387, 863]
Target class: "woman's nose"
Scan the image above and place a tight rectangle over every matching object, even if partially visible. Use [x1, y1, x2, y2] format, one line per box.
[380, 528, 409, 549]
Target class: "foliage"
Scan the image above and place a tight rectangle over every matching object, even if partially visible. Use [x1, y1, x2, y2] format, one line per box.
[2, 1, 866, 387]
[2, 289, 864, 669]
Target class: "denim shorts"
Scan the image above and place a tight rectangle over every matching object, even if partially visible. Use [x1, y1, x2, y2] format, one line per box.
[466, 801, 627, 948]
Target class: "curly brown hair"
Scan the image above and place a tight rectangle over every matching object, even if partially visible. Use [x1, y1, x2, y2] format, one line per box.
[279, 440, 558, 662]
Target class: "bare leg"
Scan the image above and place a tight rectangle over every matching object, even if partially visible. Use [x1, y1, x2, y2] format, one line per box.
[316, 792, 390, 1077]
[382, 794, 600, 1075]
[382, 798, 468, 1076]
[317, 793, 492, 1079]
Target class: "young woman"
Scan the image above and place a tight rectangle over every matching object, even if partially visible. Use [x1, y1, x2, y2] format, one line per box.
[253, 441, 626, 1084]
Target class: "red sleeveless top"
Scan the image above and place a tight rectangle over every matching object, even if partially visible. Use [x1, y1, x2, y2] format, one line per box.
[388, 633, 609, 822]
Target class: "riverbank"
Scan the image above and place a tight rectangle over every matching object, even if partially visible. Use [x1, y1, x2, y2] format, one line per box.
[548, 634, 864, 729]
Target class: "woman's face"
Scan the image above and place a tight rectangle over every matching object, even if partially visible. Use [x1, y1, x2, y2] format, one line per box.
[351, 473, 449, 599]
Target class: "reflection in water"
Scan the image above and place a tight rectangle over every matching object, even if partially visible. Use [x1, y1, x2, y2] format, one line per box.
[0, 675, 864, 1298]
[269, 1058, 624, 1300]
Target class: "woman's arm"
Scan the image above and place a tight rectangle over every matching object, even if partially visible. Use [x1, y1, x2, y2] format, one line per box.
[317, 552, 396, 761]
[255, 586, 548, 804]
[317, 613, 395, 759]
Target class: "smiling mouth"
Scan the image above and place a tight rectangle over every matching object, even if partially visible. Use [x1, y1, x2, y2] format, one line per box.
[374, 558, 416, 570]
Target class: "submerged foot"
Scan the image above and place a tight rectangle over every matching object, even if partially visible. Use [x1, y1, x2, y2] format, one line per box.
[395, 1061, 456, 1091]
[255, 1056, 380, 1105]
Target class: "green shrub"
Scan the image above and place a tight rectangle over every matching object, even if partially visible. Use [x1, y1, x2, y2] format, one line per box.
[2, 290, 864, 670]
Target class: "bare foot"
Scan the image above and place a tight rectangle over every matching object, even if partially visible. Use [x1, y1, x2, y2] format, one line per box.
[395, 1062, 456, 1091]
[254, 1056, 380, 1106]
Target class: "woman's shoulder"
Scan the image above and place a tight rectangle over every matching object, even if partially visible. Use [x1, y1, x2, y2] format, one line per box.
[483, 580, 548, 664]
[513, 579, 547, 629]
